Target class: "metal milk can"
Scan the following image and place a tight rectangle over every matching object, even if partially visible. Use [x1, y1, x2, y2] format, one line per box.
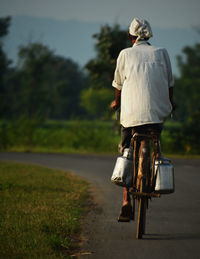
[111, 148, 133, 187]
[154, 158, 175, 194]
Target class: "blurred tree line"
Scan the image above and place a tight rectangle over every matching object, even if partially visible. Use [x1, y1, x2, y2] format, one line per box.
[1, 19, 131, 121]
[0, 16, 200, 153]
[81, 24, 131, 119]
[0, 17, 86, 121]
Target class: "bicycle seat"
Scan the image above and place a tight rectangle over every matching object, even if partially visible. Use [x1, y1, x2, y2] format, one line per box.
[131, 132, 159, 141]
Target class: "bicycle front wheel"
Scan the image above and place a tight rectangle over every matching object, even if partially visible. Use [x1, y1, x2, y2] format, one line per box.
[136, 179, 148, 239]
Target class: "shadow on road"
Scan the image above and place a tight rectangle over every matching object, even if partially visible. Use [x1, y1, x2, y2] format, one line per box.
[144, 233, 200, 241]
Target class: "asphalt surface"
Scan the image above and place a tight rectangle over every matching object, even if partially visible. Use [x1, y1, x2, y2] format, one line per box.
[0, 152, 200, 259]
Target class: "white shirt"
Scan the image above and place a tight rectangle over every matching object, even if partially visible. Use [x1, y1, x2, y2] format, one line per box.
[112, 41, 174, 127]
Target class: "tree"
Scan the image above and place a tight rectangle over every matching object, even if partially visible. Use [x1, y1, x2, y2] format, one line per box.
[86, 24, 130, 89]
[81, 24, 131, 118]
[81, 87, 113, 118]
[174, 43, 200, 121]
[17, 42, 55, 119]
[0, 16, 11, 37]
[172, 42, 200, 153]
[182, 109, 200, 153]
[6, 42, 86, 120]
[48, 55, 86, 119]
[0, 16, 11, 118]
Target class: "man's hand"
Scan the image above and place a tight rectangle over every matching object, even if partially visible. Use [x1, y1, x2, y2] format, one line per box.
[110, 100, 120, 110]
[110, 89, 121, 110]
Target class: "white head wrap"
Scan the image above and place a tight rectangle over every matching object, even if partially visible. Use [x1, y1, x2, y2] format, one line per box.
[129, 18, 153, 42]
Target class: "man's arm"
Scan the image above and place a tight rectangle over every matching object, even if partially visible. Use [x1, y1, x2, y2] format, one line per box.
[110, 88, 121, 110]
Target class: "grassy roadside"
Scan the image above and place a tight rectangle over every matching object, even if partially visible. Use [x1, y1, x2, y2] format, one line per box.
[0, 119, 199, 157]
[0, 120, 120, 154]
[0, 161, 89, 258]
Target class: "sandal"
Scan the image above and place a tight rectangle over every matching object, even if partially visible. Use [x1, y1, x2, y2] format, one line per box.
[118, 204, 134, 222]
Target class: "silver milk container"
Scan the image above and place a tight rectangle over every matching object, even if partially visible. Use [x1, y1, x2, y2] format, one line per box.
[111, 148, 133, 187]
[154, 158, 175, 194]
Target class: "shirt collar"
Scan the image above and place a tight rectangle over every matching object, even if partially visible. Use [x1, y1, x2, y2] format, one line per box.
[133, 40, 150, 46]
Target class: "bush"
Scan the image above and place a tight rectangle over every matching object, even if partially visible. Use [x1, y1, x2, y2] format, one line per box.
[161, 122, 184, 154]
[181, 110, 200, 154]
[0, 119, 120, 153]
[0, 119, 199, 155]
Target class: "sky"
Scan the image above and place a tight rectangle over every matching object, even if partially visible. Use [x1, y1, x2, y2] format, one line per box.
[1, 0, 200, 29]
[1, 0, 200, 76]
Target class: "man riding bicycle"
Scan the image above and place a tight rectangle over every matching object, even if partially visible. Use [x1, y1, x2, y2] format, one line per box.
[110, 18, 175, 222]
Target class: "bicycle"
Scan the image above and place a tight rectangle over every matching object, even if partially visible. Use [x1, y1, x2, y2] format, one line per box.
[129, 131, 161, 239]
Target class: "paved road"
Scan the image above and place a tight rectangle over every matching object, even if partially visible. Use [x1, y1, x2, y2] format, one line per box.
[0, 152, 200, 259]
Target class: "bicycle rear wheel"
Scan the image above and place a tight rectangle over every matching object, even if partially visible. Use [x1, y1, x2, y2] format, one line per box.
[136, 179, 148, 239]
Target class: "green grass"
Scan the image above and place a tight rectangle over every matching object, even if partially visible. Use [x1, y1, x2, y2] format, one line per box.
[1, 120, 121, 154]
[0, 161, 89, 258]
[0, 119, 199, 156]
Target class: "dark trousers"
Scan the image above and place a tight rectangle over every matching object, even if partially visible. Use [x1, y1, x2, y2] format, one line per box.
[121, 123, 163, 189]
[121, 123, 163, 152]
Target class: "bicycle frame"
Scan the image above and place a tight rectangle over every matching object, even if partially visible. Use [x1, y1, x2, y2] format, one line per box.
[129, 132, 161, 239]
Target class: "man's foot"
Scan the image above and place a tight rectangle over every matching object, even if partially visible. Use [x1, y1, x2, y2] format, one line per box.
[118, 204, 134, 222]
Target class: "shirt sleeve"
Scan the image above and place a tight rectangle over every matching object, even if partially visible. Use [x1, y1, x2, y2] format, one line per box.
[112, 50, 126, 90]
[163, 49, 174, 87]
